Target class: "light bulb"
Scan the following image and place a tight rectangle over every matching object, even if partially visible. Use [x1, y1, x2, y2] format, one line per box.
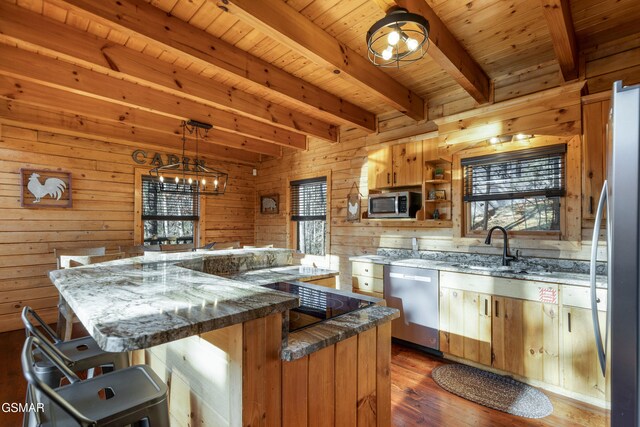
[159, 175, 164, 183]
[202, 179, 206, 186]
[489, 137, 500, 144]
[387, 30, 400, 46]
[515, 133, 526, 140]
[382, 46, 393, 61]
[175, 176, 179, 183]
[407, 37, 419, 51]
[188, 177, 193, 184]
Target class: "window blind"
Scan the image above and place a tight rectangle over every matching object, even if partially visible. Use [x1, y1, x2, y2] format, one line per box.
[462, 144, 566, 202]
[290, 177, 327, 221]
[142, 176, 199, 221]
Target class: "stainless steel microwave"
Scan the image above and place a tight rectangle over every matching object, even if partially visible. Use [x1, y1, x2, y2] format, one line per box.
[368, 191, 422, 218]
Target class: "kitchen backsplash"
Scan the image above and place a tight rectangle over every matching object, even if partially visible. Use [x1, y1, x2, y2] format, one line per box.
[376, 248, 608, 275]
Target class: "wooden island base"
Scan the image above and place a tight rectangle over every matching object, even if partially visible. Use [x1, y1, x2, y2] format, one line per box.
[132, 313, 392, 427]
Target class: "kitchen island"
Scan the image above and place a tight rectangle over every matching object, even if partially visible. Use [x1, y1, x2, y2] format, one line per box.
[49, 248, 398, 427]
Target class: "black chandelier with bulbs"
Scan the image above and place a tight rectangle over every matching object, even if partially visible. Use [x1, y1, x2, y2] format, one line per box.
[149, 119, 228, 196]
[366, 6, 430, 68]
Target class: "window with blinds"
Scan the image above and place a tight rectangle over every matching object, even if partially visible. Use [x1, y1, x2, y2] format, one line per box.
[462, 144, 566, 232]
[141, 176, 199, 244]
[290, 177, 327, 256]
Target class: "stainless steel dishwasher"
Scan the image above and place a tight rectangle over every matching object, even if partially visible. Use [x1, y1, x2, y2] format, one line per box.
[383, 265, 439, 351]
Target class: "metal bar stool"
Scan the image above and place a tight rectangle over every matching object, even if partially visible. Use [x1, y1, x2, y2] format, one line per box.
[22, 336, 170, 427]
[22, 307, 129, 388]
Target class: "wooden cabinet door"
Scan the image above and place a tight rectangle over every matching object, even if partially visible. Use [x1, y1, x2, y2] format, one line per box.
[391, 141, 423, 187]
[440, 288, 491, 366]
[492, 297, 559, 385]
[367, 146, 392, 189]
[561, 306, 607, 400]
[582, 99, 610, 219]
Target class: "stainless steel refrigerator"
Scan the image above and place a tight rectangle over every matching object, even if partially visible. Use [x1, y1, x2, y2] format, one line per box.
[591, 80, 640, 426]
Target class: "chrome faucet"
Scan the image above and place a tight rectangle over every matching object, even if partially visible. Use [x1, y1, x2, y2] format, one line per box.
[485, 226, 517, 266]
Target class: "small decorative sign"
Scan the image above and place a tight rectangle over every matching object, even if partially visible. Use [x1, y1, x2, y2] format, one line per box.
[346, 182, 361, 222]
[20, 169, 72, 208]
[260, 194, 279, 214]
[538, 287, 557, 304]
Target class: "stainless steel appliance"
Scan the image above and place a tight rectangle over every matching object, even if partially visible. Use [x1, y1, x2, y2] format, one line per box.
[590, 81, 640, 426]
[368, 191, 421, 218]
[261, 282, 373, 331]
[383, 265, 439, 350]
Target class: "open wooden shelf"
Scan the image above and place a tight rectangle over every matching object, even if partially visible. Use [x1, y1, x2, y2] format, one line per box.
[424, 179, 451, 184]
[425, 199, 452, 204]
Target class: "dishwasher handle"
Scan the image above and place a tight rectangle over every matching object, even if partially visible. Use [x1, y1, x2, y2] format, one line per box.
[388, 272, 432, 282]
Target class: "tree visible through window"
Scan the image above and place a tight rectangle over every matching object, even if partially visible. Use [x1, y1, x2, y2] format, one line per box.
[142, 176, 199, 244]
[290, 177, 327, 256]
[462, 144, 566, 232]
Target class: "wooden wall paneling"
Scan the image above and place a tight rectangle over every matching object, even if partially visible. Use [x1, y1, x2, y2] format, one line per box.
[335, 336, 357, 427]
[357, 328, 377, 427]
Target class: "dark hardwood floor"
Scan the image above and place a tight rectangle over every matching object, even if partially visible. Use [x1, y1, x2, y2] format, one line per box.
[1, 326, 607, 426]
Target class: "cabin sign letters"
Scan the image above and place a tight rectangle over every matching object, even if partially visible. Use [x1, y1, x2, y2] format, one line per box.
[132, 149, 206, 171]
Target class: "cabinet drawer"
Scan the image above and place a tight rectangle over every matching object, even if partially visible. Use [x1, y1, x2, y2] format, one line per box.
[561, 285, 608, 311]
[351, 261, 384, 279]
[352, 275, 384, 293]
[353, 289, 385, 304]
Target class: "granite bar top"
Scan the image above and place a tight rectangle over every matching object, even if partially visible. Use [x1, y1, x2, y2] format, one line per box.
[350, 252, 608, 288]
[225, 265, 338, 285]
[49, 249, 301, 352]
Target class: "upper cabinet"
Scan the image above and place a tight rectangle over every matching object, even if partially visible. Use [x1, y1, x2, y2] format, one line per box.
[582, 96, 610, 220]
[368, 141, 422, 189]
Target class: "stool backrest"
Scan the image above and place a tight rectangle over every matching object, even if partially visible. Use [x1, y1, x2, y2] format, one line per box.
[21, 306, 60, 344]
[159, 243, 194, 252]
[67, 252, 125, 268]
[22, 336, 95, 426]
[54, 247, 106, 269]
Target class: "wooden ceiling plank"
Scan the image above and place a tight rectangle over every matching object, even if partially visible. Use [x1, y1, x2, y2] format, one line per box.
[0, 100, 261, 164]
[540, 0, 578, 81]
[394, 0, 491, 104]
[219, 0, 425, 121]
[0, 1, 337, 142]
[0, 44, 307, 150]
[52, 0, 377, 132]
[0, 76, 283, 157]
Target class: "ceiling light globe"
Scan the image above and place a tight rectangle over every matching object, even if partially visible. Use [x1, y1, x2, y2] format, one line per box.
[175, 176, 180, 183]
[407, 37, 419, 51]
[159, 175, 164, 183]
[202, 179, 206, 186]
[387, 30, 400, 46]
[188, 177, 193, 184]
[382, 46, 393, 60]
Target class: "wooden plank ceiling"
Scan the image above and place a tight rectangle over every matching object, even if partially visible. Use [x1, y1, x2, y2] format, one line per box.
[1, 0, 639, 161]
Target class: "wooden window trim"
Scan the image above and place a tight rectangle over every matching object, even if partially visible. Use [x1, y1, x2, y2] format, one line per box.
[134, 168, 206, 246]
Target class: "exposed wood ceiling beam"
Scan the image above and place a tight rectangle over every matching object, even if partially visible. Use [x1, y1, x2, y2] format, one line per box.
[219, 0, 425, 121]
[0, 1, 336, 143]
[379, 0, 492, 104]
[540, 0, 579, 81]
[0, 45, 304, 152]
[0, 76, 283, 157]
[52, 0, 377, 132]
[0, 101, 262, 164]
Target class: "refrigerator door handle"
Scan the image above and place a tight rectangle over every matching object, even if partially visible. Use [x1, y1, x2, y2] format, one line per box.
[590, 180, 608, 376]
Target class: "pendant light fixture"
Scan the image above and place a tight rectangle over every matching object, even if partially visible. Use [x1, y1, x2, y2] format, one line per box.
[366, 6, 430, 68]
[149, 120, 228, 196]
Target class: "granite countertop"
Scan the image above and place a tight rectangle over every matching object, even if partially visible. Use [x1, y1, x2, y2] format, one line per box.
[350, 254, 608, 288]
[50, 249, 300, 352]
[226, 265, 338, 285]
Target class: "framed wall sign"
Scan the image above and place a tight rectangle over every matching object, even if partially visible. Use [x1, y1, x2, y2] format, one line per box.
[20, 169, 72, 208]
[260, 194, 279, 214]
[346, 182, 362, 222]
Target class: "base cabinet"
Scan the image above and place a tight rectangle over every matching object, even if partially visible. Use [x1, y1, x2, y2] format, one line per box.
[561, 306, 608, 400]
[439, 288, 492, 366]
[492, 297, 559, 385]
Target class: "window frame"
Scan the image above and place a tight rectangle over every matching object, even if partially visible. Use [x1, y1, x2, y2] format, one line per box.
[286, 170, 332, 257]
[134, 168, 206, 246]
[453, 138, 580, 241]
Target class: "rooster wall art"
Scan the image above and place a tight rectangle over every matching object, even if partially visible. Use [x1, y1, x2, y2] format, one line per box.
[27, 173, 67, 203]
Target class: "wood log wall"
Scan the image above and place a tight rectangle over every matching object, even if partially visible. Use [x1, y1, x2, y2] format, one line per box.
[0, 122, 255, 332]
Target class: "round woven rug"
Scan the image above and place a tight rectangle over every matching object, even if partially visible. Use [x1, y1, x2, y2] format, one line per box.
[431, 364, 553, 419]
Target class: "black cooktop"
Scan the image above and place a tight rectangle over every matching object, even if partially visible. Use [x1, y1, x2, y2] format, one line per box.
[262, 282, 373, 331]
